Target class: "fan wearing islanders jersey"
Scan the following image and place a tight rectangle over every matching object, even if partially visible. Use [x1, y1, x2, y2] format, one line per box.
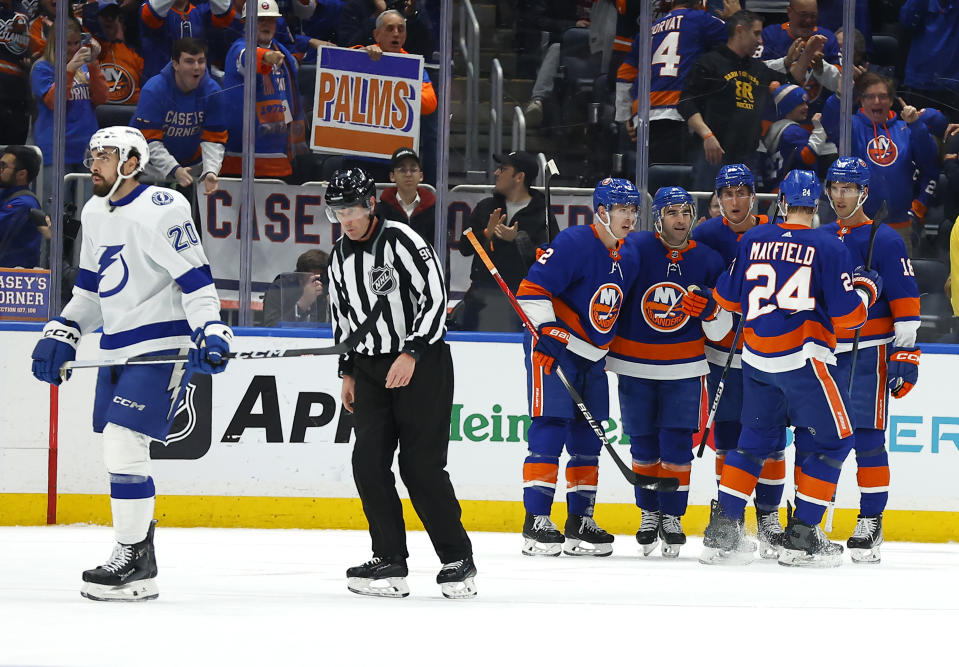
[807, 157, 920, 565]
[515, 178, 642, 559]
[699, 169, 880, 569]
[606, 186, 728, 560]
[690, 163, 787, 559]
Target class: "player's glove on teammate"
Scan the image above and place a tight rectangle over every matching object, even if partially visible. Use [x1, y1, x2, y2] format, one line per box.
[189, 321, 233, 374]
[852, 266, 883, 309]
[887, 346, 920, 398]
[533, 321, 570, 375]
[680, 285, 720, 321]
[31, 317, 81, 386]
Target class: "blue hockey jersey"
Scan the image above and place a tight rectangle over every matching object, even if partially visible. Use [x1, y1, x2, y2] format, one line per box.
[140, 0, 236, 80]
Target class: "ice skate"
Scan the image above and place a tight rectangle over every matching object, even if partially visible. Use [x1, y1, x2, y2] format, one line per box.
[659, 514, 686, 558]
[437, 556, 478, 599]
[563, 514, 614, 557]
[635, 509, 660, 556]
[699, 501, 752, 565]
[847, 513, 883, 564]
[522, 513, 565, 556]
[779, 514, 844, 568]
[756, 506, 785, 559]
[346, 556, 410, 598]
[81, 519, 158, 602]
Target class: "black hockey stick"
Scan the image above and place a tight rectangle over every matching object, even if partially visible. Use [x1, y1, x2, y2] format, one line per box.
[544, 158, 559, 243]
[465, 230, 676, 492]
[61, 301, 384, 372]
[696, 311, 746, 458]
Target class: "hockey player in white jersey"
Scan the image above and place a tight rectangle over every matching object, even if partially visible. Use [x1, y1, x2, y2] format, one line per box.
[30, 126, 232, 602]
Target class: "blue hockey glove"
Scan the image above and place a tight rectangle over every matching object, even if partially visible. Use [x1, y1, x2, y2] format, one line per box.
[680, 285, 720, 321]
[887, 346, 921, 398]
[852, 266, 883, 309]
[533, 321, 570, 375]
[189, 321, 233, 374]
[31, 317, 81, 386]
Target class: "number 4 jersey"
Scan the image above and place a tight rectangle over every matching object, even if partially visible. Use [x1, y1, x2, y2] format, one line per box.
[713, 222, 867, 373]
[62, 183, 221, 357]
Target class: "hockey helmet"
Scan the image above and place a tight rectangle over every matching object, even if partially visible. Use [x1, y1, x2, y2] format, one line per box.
[652, 186, 694, 223]
[714, 163, 755, 194]
[85, 126, 149, 178]
[778, 170, 822, 207]
[593, 177, 641, 213]
[825, 156, 870, 189]
[325, 167, 376, 222]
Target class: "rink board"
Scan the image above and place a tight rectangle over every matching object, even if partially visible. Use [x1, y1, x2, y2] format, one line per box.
[1, 326, 958, 541]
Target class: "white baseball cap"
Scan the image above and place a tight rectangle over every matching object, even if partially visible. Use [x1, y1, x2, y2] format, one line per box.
[240, 0, 282, 19]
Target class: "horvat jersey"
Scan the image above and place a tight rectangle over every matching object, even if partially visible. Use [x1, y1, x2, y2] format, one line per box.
[713, 222, 867, 373]
[517, 224, 641, 362]
[62, 184, 220, 357]
[607, 233, 726, 379]
[692, 215, 770, 368]
[818, 220, 920, 351]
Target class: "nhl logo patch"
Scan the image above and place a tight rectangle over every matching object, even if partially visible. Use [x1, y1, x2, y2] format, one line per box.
[369, 264, 397, 295]
[152, 191, 175, 206]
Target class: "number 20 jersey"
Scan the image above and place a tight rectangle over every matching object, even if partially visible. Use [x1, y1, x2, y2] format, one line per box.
[713, 222, 867, 373]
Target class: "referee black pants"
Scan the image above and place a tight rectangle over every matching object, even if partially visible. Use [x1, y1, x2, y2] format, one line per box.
[352, 341, 472, 563]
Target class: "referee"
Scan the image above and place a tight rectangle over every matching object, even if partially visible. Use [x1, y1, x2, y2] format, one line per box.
[325, 168, 476, 600]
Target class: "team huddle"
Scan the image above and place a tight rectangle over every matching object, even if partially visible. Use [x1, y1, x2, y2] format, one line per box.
[516, 158, 919, 569]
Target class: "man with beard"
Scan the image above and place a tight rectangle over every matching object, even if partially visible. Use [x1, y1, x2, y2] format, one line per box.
[0, 145, 43, 268]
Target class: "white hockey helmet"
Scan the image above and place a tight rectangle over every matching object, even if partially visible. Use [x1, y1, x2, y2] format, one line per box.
[86, 125, 149, 177]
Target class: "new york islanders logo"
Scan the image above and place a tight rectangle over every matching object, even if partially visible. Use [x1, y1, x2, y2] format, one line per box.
[866, 134, 898, 167]
[588, 283, 624, 334]
[101, 63, 137, 104]
[641, 282, 688, 332]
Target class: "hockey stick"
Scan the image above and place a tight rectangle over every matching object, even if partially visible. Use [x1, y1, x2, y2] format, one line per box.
[464, 230, 675, 492]
[61, 301, 384, 373]
[696, 312, 746, 458]
[544, 158, 559, 243]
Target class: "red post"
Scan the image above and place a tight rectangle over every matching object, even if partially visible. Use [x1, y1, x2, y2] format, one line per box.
[46, 384, 58, 525]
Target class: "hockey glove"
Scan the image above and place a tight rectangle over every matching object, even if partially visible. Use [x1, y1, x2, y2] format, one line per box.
[533, 321, 570, 375]
[189, 321, 233, 375]
[31, 317, 81, 385]
[887, 346, 921, 398]
[852, 266, 883, 309]
[680, 285, 720, 321]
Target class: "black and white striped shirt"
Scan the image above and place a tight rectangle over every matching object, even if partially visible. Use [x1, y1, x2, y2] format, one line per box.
[328, 218, 447, 373]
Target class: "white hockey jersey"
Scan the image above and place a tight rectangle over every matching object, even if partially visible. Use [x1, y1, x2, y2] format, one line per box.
[62, 183, 221, 357]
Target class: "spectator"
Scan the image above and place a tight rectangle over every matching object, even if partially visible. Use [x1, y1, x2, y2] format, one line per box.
[817, 0, 870, 53]
[221, 0, 306, 181]
[0, 146, 44, 269]
[94, 0, 145, 105]
[338, 0, 433, 60]
[294, 0, 344, 61]
[139, 0, 235, 80]
[900, 0, 959, 122]
[762, 83, 827, 185]
[27, 0, 54, 58]
[132, 37, 227, 195]
[678, 10, 808, 192]
[697, 191, 722, 223]
[262, 248, 330, 326]
[375, 147, 436, 242]
[213, 0, 312, 67]
[0, 0, 31, 146]
[821, 72, 940, 257]
[458, 151, 559, 332]
[31, 17, 107, 207]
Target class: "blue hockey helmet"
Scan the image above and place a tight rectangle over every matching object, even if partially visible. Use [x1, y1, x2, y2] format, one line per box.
[652, 186, 694, 222]
[714, 164, 755, 194]
[825, 156, 870, 189]
[593, 177, 641, 212]
[779, 170, 822, 207]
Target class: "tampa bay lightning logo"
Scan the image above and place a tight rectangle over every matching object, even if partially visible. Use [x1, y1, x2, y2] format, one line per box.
[152, 191, 175, 206]
[97, 245, 130, 298]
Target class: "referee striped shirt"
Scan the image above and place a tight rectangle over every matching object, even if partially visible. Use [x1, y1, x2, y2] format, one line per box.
[328, 217, 447, 372]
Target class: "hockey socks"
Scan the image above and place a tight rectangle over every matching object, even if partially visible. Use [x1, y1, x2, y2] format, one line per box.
[658, 428, 692, 517]
[522, 455, 559, 516]
[110, 473, 156, 545]
[630, 434, 660, 510]
[566, 454, 599, 517]
[755, 452, 786, 513]
[854, 429, 889, 517]
[717, 449, 764, 520]
[794, 444, 852, 526]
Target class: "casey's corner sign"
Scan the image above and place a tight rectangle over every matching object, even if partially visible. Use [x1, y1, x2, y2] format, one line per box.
[310, 46, 423, 160]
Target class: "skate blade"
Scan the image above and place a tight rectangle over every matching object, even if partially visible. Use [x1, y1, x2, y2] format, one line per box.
[562, 538, 612, 557]
[522, 538, 562, 557]
[347, 576, 410, 598]
[80, 578, 158, 602]
[441, 577, 478, 599]
[849, 547, 881, 564]
[637, 538, 659, 557]
[661, 542, 682, 558]
[777, 549, 843, 568]
[698, 546, 754, 566]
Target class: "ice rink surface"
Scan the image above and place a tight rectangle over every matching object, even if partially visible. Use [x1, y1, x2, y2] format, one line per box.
[1, 525, 956, 666]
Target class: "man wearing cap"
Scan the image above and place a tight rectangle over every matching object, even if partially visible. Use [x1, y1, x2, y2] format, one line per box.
[458, 151, 560, 331]
[375, 147, 436, 242]
[94, 0, 145, 105]
[762, 83, 827, 186]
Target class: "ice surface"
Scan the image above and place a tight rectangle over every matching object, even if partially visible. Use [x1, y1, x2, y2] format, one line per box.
[1, 526, 956, 666]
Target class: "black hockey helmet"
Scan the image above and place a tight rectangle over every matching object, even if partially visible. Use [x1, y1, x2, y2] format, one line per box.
[325, 167, 376, 210]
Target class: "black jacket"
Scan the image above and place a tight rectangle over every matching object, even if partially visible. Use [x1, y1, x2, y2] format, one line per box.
[375, 186, 437, 243]
[262, 273, 330, 327]
[459, 190, 560, 292]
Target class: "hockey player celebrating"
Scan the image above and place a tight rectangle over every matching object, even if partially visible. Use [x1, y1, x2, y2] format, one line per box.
[810, 156, 920, 564]
[699, 169, 881, 568]
[516, 178, 642, 557]
[607, 186, 729, 558]
[691, 164, 786, 559]
[30, 126, 231, 601]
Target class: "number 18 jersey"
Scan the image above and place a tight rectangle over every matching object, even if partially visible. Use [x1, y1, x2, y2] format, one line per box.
[713, 222, 867, 373]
